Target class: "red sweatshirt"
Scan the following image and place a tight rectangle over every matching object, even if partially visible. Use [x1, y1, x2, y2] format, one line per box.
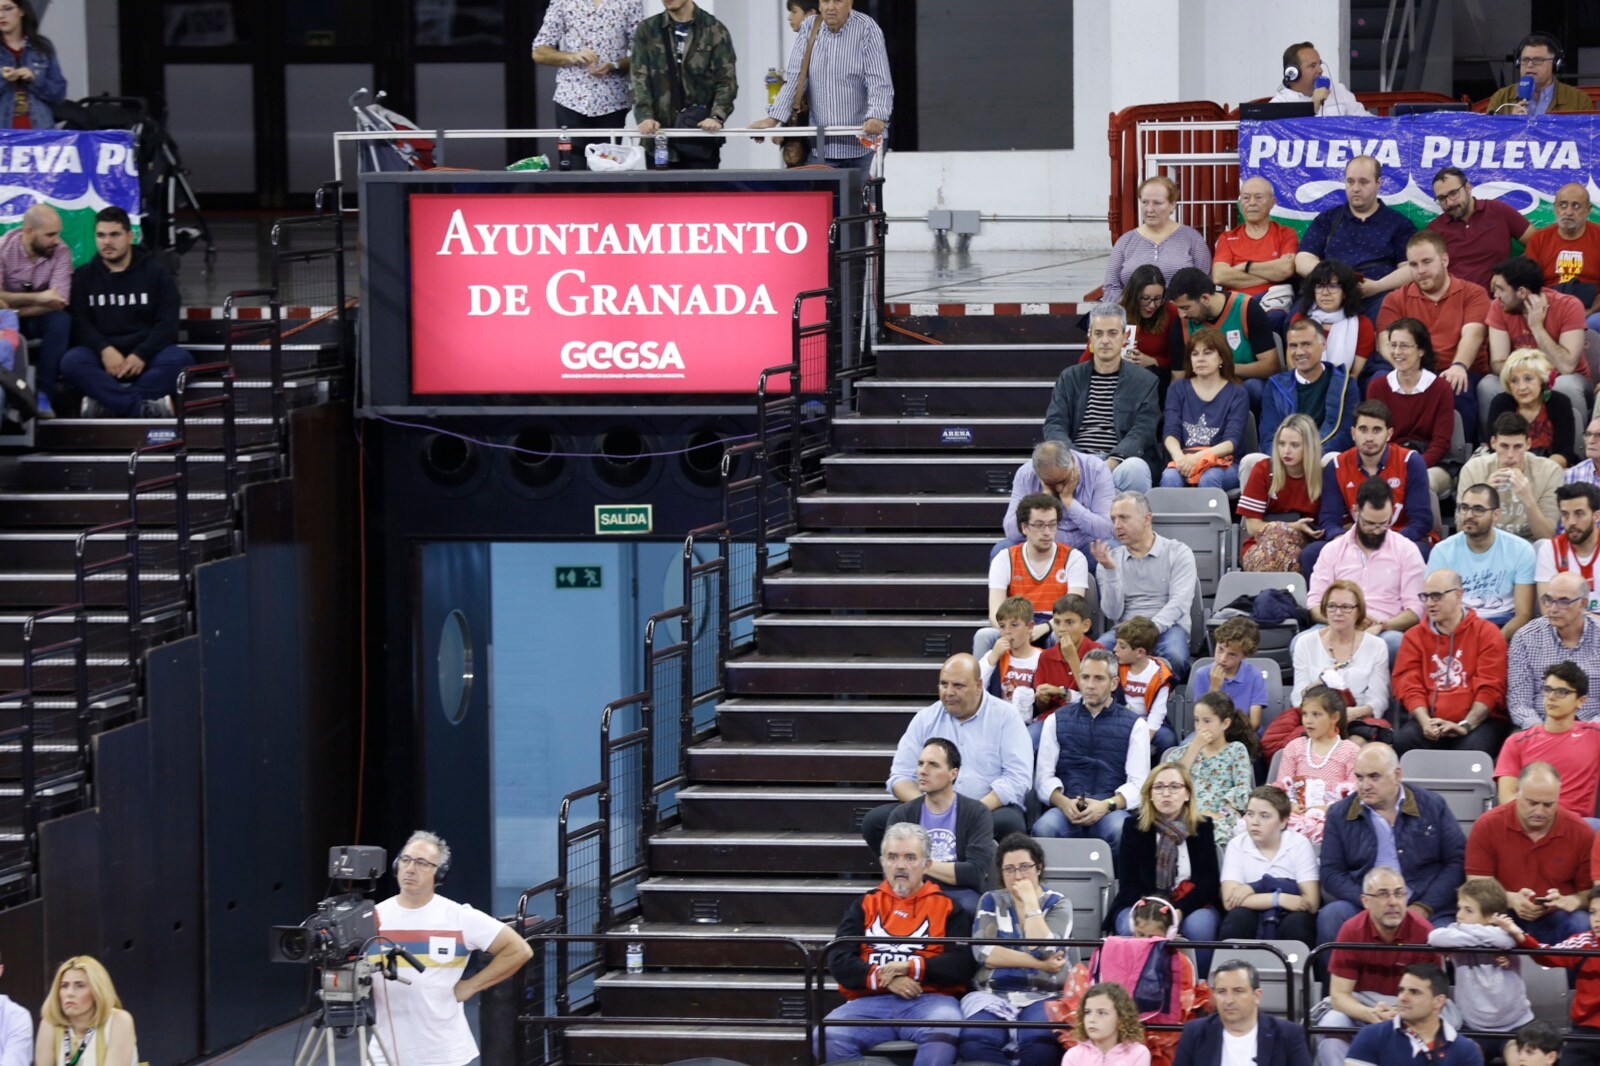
[1515, 928, 1600, 1027]
[1391, 609, 1507, 723]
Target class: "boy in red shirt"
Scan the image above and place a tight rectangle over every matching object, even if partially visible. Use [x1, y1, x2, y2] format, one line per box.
[1029, 593, 1103, 745]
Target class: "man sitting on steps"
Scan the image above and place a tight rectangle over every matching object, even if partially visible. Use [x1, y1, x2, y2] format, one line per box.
[881, 738, 995, 916]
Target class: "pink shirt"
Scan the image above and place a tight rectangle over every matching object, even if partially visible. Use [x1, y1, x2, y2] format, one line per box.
[1308, 529, 1426, 622]
[0, 226, 69, 299]
[1062, 1042, 1152, 1066]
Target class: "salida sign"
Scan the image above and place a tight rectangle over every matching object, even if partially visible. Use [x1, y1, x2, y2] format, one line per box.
[408, 191, 834, 394]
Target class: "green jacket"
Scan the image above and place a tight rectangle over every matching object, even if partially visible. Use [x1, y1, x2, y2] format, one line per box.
[630, 5, 738, 145]
[1485, 78, 1595, 114]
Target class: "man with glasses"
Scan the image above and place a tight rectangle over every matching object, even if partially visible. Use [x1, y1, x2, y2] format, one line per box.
[370, 831, 533, 1066]
[1294, 155, 1416, 321]
[1509, 572, 1600, 728]
[1311, 864, 1451, 1066]
[1425, 167, 1531, 292]
[881, 739, 995, 916]
[1426, 484, 1536, 638]
[1459, 412, 1563, 541]
[1308, 477, 1424, 661]
[1534, 483, 1600, 613]
[1044, 303, 1160, 493]
[994, 440, 1114, 561]
[1522, 183, 1600, 333]
[975, 492, 1087, 661]
[1486, 33, 1595, 117]
[1166, 266, 1280, 405]
[1212, 177, 1299, 317]
[1471, 759, 1594, 940]
[1093, 492, 1198, 678]
[1566, 416, 1600, 489]
[1391, 568, 1511, 756]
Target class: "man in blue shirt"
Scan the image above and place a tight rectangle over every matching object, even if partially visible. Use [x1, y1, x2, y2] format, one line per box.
[993, 440, 1115, 560]
[1295, 156, 1416, 320]
[1426, 483, 1536, 639]
[1345, 963, 1483, 1066]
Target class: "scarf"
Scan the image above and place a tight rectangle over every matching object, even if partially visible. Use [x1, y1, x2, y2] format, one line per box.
[1152, 816, 1189, 894]
[1308, 307, 1359, 372]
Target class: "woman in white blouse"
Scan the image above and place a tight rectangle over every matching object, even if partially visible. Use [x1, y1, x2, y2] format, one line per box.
[1291, 579, 1391, 742]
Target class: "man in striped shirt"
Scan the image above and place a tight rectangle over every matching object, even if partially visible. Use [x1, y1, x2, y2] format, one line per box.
[752, 0, 892, 170]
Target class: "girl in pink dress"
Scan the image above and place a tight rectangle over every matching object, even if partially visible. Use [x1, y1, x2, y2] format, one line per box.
[1274, 684, 1359, 844]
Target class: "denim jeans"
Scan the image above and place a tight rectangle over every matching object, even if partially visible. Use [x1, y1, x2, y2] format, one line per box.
[820, 992, 963, 1066]
[21, 310, 69, 403]
[1109, 457, 1153, 494]
[59, 344, 193, 416]
[1030, 806, 1130, 855]
[1160, 463, 1240, 492]
[959, 999, 1059, 1066]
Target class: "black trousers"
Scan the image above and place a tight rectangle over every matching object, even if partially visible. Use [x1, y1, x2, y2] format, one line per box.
[1217, 904, 1317, 948]
[553, 103, 630, 171]
[1392, 714, 1511, 756]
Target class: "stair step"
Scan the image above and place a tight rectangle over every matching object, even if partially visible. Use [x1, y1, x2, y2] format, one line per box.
[36, 416, 278, 452]
[0, 491, 229, 528]
[595, 970, 840, 1020]
[727, 654, 942, 697]
[12, 449, 275, 493]
[786, 531, 998, 575]
[798, 492, 1005, 531]
[0, 528, 230, 571]
[0, 570, 181, 608]
[833, 414, 1042, 452]
[753, 613, 984, 657]
[762, 570, 986, 611]
[856, 379, 1054, 416]
[598, 920, 835, 970]
[717, 698, 923, 744]
[876, 343, 1081, 380]
[650, 830, 877, 875]
[189, 376, 326, 415]
[563, 1023, 808, 1066]
[687, 738, 894, 783]
[639, 876, 874, 925]
[822, 454, 1019, 495]
[680, 784, 889, 833]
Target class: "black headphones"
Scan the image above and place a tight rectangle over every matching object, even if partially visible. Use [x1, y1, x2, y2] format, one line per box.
[1515, 32, 1564, 72]
[393, 851, 451, 885]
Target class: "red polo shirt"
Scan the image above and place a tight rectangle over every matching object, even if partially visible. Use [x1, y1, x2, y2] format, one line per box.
[1465, 799, 1594, 897]
[1376, 276, 1492, 373]
[1427, 197, 1532, 290]
[1487, 288, 1591, 379]
[1328, 911, 1440, 995]
[1214, 220, 1299, 297]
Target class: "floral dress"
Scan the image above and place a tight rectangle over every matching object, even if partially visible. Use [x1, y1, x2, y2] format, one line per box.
[1161, 740, 1252, 840]
[1275, 735, 1360, 844]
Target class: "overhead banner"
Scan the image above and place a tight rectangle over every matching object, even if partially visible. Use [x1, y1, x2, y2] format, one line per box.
[1239, 114, 1600, 233]
[0, 130, 141, 266]
[408, 190, 834, 394]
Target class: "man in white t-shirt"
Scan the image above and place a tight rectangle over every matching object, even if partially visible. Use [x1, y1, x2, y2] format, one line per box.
[1535, 482, 1600, 614]
[370, 831, 533, 1066]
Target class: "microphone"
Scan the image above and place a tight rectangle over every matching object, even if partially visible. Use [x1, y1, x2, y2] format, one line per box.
[1314, 75, 1331, 92]
[1518, 74, 1535, 101]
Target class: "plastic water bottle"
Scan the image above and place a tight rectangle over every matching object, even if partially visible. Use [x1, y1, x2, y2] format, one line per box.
[558, 127, 573, 171]
[626, 923, 644, 973]
[654, 133, 669, 169]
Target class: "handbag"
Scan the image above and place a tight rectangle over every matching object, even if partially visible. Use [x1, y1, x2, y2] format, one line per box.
[780, 14, 823, 167]
[662, 21, 721, 165]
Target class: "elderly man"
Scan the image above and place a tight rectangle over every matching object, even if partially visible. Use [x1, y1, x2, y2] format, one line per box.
[1475, 757, 1596, 944]
[1043, 303, 1160, 493]
[863, 655, 1032, 856]
[1313, 865, 1449, 1066]
[1567, 417, 1600, 488]
[994, 440, 1114, 559]
[0, 203, 71, 416]
[1485, 32, 1595, 116]
[1425, 167, 1532, 291]
[1271, 41, 1367, 116]
[1511, 572, 1600, 727]
[821, 822, 976, 1066]
[1318, 744, 1466, 945]
[1172, 959, 1311, 1066]
[1307, 478, 1424, 660]
[1426, 484, 1535, 637]
[1092, 492, 1198, 678]
[1345, 964, 1481, 1066]
[752, 0, 892, 171]
[1258, 318, 1356, 453]
[1032, 648, 1150, 852]
[1213, 177, 1300, 303]
[1499, 665, 1600, 816]
[1479, 256, 1591, 430]
[1536, 485, 1600, 613]
[1525, 182, 1600, 326]
[1165, 266, 1280, 403]
[882, 739, 995, 916]
[1459, 412, 1563, 541]
[1391, 568, 1510, 755]
[1295, 156, 1415, 319]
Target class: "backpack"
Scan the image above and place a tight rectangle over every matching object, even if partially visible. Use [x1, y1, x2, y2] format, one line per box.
[1089, 935, 1173, 1017]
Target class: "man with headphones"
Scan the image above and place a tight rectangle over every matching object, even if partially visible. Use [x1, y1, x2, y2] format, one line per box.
[1270, 42, 1367, 117]
[369, 830, 533, 1066]
[1486, 33, 1594, 116]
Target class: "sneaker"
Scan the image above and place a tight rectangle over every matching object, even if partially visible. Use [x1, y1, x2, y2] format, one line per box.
[79, 397, 109, 418]
[35, 393, 54, 421]
[140, 396, 175, 419]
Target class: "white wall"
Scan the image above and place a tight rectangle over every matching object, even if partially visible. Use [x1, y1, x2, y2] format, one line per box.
[40, 0, 89, 101]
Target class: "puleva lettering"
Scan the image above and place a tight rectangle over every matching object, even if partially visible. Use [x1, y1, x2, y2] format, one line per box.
[1245, 135, 1403, 170]
[1418, 135, 1580, 170]
[561, 340, 685, 372]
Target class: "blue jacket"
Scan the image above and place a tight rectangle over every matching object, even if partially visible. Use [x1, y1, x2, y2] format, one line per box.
[1172, 1012, 1311, 1066]
[1320, 785, 1465, 919]
[1259, 362, 1357, 455]
[0, 40, 65, 128]
[1052, 699, 1140, 801]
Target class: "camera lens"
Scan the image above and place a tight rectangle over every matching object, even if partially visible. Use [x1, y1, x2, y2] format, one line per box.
[278, 928, 308, 962]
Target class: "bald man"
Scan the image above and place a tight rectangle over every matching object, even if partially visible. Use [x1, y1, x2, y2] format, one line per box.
[1509, 570, 1600, 728]
[1523, 182, 1600, 334]
[1392, 567, 1510, 756]
[862, 653, 1033, 855]
[0, 203, 73, 416]
[1213, 177, 1300, 306]
[1471, 760, 1594, 942]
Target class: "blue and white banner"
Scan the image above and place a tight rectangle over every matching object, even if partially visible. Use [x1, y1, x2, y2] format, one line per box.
[0, 130, 142, 265]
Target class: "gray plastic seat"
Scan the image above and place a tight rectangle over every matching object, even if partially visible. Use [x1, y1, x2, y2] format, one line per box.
[1038, 836, 1115, 946]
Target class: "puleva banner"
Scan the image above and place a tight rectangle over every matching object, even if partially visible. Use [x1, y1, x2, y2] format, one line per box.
[408, 190, 834, 394]
[1239, 114, 1600, 233]
[0, 130, 141, 266]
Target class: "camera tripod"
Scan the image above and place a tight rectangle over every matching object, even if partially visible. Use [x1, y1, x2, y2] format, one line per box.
[291, 960, 398, 1066]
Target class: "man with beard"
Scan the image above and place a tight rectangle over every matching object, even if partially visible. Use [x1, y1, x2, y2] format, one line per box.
[820, 822, 976, 1066]
[1165, 266, 1280, 404]
[1509, 572, 1600, 727]
[1391, 568, 1510, 756]
[1425, 167, 1531, 291]
[1426, 484, 1536, 637]
[1458, 412, 1563, 540]
[1344, 964, 1481, 1066]
[1479, 257, 1589, 429]
[0, 203, 71, 415]
[1307, 477, 1424, 661]
[1523, 182, 1600, 331]
[1535, 483, 1600, 612]
[1043, 303, 1160, 493]
[1307, 400, 1432, 573]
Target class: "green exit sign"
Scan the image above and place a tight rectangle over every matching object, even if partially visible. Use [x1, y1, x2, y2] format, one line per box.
[595, 503, 653, 535]
[555, 566, 603, 589]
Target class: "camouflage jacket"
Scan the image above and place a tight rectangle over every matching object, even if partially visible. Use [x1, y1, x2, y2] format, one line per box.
[629, 6, 738, 131]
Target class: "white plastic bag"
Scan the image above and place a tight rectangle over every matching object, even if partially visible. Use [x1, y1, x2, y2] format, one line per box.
[586, 142, 645, 172]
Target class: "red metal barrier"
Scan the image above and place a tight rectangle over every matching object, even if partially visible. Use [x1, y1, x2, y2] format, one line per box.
[1106, 101, 1229, 246]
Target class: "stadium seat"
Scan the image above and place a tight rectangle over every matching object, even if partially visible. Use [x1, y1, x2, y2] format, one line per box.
[1525, 957, 1573, 1026]
[1212, 941, 1309, 1017]
[1038, 836, 1116, 949]
[1206, 570, 1306, 669]
[1229, 414, 1258, 505]
[1080, 578, 1104, 635]
[1586, 329, 1600, 381]
[1146, 486, 1234, 598]
[1398, 749, 1493, 834]
[1429, 490, 1445, 539]
[1266, 747, 1284, 786]
[1448, 413, 1466, 469]
[1188, 656, 1286, 731]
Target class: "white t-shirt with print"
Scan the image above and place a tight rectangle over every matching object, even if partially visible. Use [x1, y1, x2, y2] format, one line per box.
[369, 894, 506, 1066]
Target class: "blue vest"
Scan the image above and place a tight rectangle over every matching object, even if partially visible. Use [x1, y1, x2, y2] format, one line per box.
[1053, 701, 1140, 800]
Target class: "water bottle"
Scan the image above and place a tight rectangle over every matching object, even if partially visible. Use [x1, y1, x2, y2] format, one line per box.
[654, 133, 669, 169]
[558, 127, 573, 171]
[625, 923, 644, 974]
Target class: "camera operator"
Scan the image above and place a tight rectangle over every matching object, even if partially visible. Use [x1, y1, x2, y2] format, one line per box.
[370, 831, 532, 1066]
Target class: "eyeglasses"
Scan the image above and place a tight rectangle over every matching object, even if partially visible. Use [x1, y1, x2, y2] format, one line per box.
[1362, 888, 1409, 901]
[1356, 519, 1391, 533]
[1584, 431, 1600, 441]
[1314, 283, 1342, 292]
[397, 855, 439, 869]
[1150, 783, 1188, 793]
[1542, 685, 1579, 698]
[1137, 293, 1164, 305]
[1024, 521, 1062, 532]
[1418, 588, 1462, 603]
[1325, 602, 1359, 613]
[1456, 504, 1494, 517]
[1434, 185, 1468, 203]
[1520, 55, 1555, 66]
[1387, 342, 1418, 353]
[1541, 594, 1583, 610]
[1000, 862, 1038, 876]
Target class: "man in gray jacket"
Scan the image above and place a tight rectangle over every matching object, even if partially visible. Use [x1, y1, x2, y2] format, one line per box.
[1044, 302, 1161, 492]
[881, 738, 995, 915]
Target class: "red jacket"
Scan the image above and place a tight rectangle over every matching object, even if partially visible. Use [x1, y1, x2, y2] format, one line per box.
[1515, 928, 1600, 1027]
[828, 879, 976, 1000]
[1391, 609, 1507, 723]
